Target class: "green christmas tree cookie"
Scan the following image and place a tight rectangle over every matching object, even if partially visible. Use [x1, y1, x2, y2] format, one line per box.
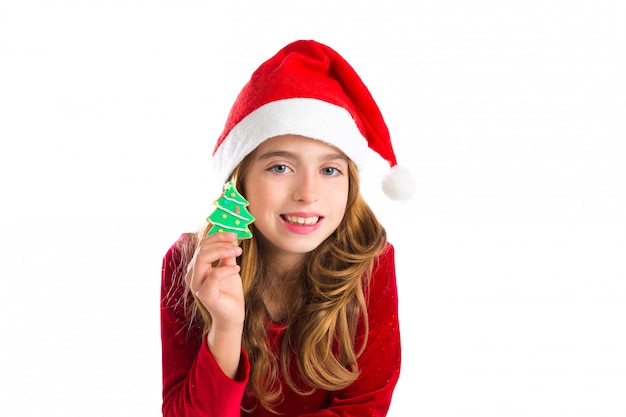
[206, 181, 255, 239]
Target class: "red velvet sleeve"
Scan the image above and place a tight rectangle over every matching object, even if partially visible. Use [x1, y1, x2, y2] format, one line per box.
[160, 235, 250, 417]
[300, 243, 402, 417]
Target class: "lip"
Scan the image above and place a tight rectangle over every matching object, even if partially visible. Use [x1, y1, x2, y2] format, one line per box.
[280, 212, 323, 235]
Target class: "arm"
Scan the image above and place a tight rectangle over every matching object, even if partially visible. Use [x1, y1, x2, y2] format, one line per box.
[301, 243, 402, 417]
[160, 234, 249, 417]
[184, 232, 245, 379]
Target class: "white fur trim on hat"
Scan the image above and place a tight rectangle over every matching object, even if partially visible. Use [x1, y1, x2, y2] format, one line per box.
[212, 97, 368, 184]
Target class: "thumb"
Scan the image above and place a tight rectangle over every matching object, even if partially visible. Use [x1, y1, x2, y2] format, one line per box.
[219, 240, 240, 267]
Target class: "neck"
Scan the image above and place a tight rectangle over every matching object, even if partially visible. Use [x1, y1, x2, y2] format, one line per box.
[264, 249, 305, 278]
[263, 263, 304, 324]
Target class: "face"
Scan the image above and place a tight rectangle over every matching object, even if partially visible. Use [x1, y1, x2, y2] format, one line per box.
[242, 135, 350, 267]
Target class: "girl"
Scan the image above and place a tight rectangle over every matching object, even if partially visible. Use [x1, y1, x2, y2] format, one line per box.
[161, 40, 414, 417]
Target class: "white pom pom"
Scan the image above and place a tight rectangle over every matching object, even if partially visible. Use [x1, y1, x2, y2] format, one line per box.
[381, 165, 416, 201]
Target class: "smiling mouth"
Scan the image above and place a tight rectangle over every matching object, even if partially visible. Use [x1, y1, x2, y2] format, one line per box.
[282, 215, 321, 225]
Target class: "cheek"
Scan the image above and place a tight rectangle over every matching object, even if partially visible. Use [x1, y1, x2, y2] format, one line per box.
[329, 184, 349, 217]
[335, 198, 348, 221]
[245, 180, 275, 214]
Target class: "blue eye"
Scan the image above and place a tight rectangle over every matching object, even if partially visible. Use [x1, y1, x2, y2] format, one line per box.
[321, 167, 341, 176]
[270, 164, 291, 174]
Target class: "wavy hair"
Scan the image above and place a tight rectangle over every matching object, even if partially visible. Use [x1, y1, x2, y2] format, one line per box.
[175, 150, 387, 413]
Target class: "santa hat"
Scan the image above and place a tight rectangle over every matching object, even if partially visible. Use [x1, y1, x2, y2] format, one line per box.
[212, 39, 415, 201]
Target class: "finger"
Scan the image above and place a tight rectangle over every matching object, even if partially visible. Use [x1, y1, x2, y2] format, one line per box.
[207, 263, 241, 285]
[186, 260, 239, 294]
[203, 231, 238, 244]
[194, 264, 241, 299]
[219, 240, 241, 267]
[186, 242, 241, 290]
[196, 242, 242, 266]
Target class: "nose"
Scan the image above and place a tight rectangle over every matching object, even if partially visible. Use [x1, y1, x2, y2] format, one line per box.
[292, 173, 319, 203]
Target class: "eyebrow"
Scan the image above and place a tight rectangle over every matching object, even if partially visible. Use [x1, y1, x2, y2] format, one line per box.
[256, 150, 348, 163]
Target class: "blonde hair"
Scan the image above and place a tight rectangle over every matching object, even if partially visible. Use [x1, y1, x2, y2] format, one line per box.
[175, 152, 387, 413]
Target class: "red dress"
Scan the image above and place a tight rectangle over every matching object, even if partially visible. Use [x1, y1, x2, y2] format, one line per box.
[161, 235, 401, 416]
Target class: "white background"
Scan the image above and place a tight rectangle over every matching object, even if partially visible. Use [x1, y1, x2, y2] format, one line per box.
[1, 1, 625, 416]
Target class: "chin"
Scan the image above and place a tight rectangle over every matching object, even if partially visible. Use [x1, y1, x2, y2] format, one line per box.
[284, 240, 324, 255]
[273, 235, 329, 257]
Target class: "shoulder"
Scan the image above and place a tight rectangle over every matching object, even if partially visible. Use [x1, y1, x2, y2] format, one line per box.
[362, 242, 400, 329]
[163, 233, 197, 267]
[161, 233, 198, 296]
[372, 242, 395, 276]
[368, 242, 396, 294]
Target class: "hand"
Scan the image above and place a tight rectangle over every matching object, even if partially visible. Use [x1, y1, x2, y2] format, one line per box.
[185, 232, 244, 330]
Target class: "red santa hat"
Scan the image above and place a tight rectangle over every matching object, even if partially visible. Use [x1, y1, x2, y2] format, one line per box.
[212, 39, 415, 201]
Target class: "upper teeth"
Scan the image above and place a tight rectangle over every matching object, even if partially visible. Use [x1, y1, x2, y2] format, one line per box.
[285, 215, 319, 225]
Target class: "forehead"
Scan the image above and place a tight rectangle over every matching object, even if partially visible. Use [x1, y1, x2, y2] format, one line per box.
[256, 134, 347, 156]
